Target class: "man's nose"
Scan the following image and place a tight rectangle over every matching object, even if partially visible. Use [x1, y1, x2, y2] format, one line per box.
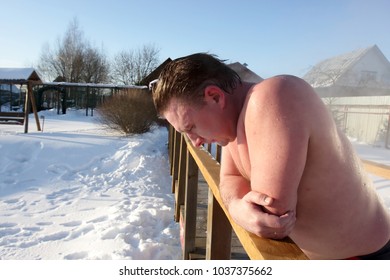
[186, 133, 203, 148]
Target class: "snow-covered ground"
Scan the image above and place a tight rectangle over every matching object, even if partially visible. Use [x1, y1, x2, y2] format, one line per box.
[352, 141, 390, 208]
[0, 109, 389, 261]
[0, 109, 181, 260]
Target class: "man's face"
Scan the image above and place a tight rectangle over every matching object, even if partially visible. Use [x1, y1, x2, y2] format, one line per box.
[163, 97, 231, 147]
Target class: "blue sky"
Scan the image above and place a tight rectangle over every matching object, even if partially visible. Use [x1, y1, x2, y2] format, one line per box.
[1, 0, 389, 79]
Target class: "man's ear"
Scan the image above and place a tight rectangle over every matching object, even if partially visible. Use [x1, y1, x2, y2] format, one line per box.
[204, 85, 226, 108]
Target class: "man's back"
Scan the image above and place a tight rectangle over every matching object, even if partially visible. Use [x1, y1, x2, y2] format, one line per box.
[291, 88, 390, 259]
[232, 75, 390, 259]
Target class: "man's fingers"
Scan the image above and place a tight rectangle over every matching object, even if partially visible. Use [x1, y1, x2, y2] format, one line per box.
[244, 191, 273, 206]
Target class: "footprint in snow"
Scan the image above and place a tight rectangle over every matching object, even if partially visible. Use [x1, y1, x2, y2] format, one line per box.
[60, 221, 82, 227]
[87, 216, 108, 224]
[64, 251, 88, 260]
[0, 222, 18, 228]
[36, 221, 53, 226]
[40, 231, 69, 242]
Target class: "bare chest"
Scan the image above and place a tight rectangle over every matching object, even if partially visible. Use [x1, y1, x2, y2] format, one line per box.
[227, 131, 252, 181]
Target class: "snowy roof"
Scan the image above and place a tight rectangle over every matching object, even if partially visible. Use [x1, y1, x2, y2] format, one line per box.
[303, 45, 384, 87]
[44, 81, 147, 89]
[0, 68, 42, 83]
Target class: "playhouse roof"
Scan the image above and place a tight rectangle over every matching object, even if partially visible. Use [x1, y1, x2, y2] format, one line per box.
[0, 68, 42, 83]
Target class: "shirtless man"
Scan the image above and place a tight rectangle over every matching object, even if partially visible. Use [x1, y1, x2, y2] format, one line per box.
[152, 53, 390, 259]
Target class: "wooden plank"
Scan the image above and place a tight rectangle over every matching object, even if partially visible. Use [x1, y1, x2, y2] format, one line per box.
[28, 81, 41, 131]
[185, 135, 308, 260]
[0, 112, 25, 117]
[174, 134, 187, 222]
[168, 126, 174, 175]
[362, 159, 390, 180]
[182, 149, 199, 259]
[0, 112, 24, 125]
[23, 86, 29, 133]
[171, 130, 180, 193]
[206, 188, 232, 259]
[187, 175, 249, 260]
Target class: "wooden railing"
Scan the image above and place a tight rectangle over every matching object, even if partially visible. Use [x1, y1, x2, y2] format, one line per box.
[168, 125, 390, 260]
[361, 159, 390, 180]
[168, 126, 308, 260]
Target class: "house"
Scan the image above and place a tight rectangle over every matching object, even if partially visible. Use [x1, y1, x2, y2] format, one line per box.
[139, 58, 172, 87]
[303, 45, 390, 98]
[141, 59, 263, 88]
[227, 62, 263, 83]
[303, 46, 390, 146]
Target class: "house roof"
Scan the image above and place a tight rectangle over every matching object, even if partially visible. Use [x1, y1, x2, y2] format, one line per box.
[227, 62, 263, 83]
[140, 59, 263, 88]
[0, 68, 42, 83]
[139, 58, 172, 86]
[303, 45, 389, 88]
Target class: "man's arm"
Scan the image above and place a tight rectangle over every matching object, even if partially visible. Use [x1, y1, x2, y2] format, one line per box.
[219, 146, 296, 238]
[245, 76, 310, 216]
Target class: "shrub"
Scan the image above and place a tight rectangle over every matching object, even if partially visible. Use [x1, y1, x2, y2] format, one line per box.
[97, 88, 159, 135]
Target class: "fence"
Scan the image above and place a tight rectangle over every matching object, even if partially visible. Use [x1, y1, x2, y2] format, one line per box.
[325, 103, 390, 148]
[33, 83, 148, 115]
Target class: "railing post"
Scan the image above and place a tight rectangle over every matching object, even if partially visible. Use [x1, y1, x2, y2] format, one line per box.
[174, 134, 187, 222]
[171, 130, 180, 193]
[215, 145, 222, 163]
[183, 149, 199, 259]
[168, 125, 175, 174]
[206, 188, 232, 260]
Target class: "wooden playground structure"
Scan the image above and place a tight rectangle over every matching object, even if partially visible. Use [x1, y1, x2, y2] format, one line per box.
[0, 68, 42, 133]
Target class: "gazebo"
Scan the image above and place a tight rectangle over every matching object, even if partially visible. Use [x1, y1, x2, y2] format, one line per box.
[0, 68, 42, 133]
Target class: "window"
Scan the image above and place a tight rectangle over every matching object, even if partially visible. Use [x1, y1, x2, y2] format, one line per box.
[360, 71, 377, 85]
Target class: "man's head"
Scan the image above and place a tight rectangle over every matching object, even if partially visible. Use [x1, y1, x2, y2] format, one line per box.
[152, 53, 241, 116]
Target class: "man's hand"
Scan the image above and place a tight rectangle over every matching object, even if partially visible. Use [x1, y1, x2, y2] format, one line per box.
[228, 191, 296, 239]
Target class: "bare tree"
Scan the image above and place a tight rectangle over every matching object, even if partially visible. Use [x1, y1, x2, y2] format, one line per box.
[111, 44, 160, 85]
[83, 45, 110, 83]
[38, 18, 109, 84]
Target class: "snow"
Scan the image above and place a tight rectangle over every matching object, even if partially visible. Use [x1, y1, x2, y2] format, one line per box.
[0, 109, 181, 260]
[0, 109, 389, 261]
[351, 140, 390, 208]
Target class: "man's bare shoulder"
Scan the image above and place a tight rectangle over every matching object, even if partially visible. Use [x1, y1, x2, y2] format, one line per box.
[245, 75, 319, 121]
[251, 75, 314, 98]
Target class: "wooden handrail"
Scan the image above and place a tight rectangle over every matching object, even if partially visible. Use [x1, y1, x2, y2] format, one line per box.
[361, 159, 390, 179]
[168, 125, 390, 260]
[169, 127, 308, 260]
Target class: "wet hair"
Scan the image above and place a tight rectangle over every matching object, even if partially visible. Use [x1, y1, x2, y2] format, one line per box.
[152, 53, 241, 115]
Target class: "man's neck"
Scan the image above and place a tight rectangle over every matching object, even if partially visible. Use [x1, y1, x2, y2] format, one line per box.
[232, 82, 255, 111]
